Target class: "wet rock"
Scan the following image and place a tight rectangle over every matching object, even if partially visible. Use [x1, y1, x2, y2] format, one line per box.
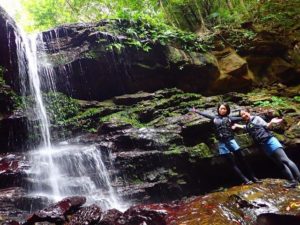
[1, 220, 20, 225]
[0, 187, 26, 214]
[117, 205, 168, 225]
[0, 113, 29, 152]
[0, 6, 21, 91]
[67, 204, 102, 225]
[163, 179, 300, 224]
[98, 209, 122, 225]
[113, 92, 155, 106]
[266, 57, 300, 85]
[98, 121, 132, 134]
[0, 187, 45, 222]
[0, 153, 28, 188]
[25, 196, 86, 225]
[39, 21, 254, 101]
[0, 154, 20, 173]
[101, 126, 182, 151]
[166, 46, 220, 93]
[0, 85, 18, 114]
[256, 213, 300, 225]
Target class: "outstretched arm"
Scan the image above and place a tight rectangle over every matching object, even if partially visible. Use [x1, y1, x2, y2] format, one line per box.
[189, 107, 215, 120]
[196, 111, 215, 120]
[266, 118, 283, 129]
[232, 123, 245, 130]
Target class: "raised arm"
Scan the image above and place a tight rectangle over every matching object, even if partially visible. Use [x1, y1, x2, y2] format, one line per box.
[189, 107, 215, 120]
[196, 111, 216, 120]
[232, 123, 246, 130]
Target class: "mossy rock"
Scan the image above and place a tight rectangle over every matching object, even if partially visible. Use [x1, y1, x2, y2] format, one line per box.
[235, 133, 254, 149]
[164, 145, 185, 156]
[187, 143, 213, 159]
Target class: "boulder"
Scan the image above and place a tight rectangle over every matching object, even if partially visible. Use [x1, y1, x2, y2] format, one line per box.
[25, 196, 86, 225]
[98, 209, 122, 225]
[67, 204, 102, 225]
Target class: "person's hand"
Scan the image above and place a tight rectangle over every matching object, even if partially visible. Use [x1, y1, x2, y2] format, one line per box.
[189, 107, 197, 113]
[270, 117, 283, 124]
[231, 124, 237, 130]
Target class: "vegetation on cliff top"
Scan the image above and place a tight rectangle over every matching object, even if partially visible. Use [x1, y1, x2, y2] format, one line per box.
[6, 0, 296, 33]
[1, 0, 298, 54]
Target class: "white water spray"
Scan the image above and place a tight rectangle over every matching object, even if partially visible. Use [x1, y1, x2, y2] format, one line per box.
[14, 28, 124, 210]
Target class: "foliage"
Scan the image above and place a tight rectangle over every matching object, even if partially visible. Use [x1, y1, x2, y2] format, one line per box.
[23, 92, 80, 124]
[251, 0, 300, 29]
[7, 0, 299, 36]
[19, 0, 163, 32]
[253, 96, 289, 108]
[293, 96, 300, 103]
[100, 110, 144, 128]
[103, 20, 208, 52]
[8, 0, 297, 58]
[43, 92, 80, 124]
[0, 66, 23, 111]
[64, 107, 103, 132]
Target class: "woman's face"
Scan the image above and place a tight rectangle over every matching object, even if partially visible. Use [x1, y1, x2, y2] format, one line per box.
[218, 105, 227, 116]
[240, 110, 251, 121]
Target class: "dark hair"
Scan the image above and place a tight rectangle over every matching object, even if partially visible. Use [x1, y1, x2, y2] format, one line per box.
[239, 107, 251, 116]
[217, 102, 230, 116]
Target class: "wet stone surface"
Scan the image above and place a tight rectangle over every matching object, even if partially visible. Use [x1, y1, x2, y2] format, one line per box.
[2, 179, 300, 225]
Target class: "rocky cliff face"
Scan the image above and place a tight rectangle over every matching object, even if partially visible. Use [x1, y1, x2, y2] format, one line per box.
[56, 86, 300, 204]
[0, 6, 22, 91]
[0, 6, 28, 152]
[38, 21, 219, 100]
[37, 19, 300, 101]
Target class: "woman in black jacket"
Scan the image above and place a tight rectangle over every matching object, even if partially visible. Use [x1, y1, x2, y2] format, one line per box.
[191, 103, 258, 184]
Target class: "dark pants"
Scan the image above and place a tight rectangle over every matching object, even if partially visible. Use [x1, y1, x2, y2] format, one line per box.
[269, 148, 300, 182]
[224, 150, 256, 183]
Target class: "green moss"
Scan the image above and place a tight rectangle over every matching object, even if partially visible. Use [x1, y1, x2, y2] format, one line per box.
[131, 177, 143, 184]
[167, 168, 179, 177]
[235, 133, 254, 149]
[164, 145, 184, 155]
[99, 110, 145, 128]
[293, 96, 300, 103]
[0, 66, 22, 112]
[43, 92, 80, 125]
[188, 143, 213, 159]
[64, 107, 108, 132]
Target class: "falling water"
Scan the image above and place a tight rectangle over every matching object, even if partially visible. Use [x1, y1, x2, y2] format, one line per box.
[15, 32, 61, 199]
[14, 29, 123, 210]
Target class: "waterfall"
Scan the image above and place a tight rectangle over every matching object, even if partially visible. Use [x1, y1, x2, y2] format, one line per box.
[14, 29, 124, 210]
